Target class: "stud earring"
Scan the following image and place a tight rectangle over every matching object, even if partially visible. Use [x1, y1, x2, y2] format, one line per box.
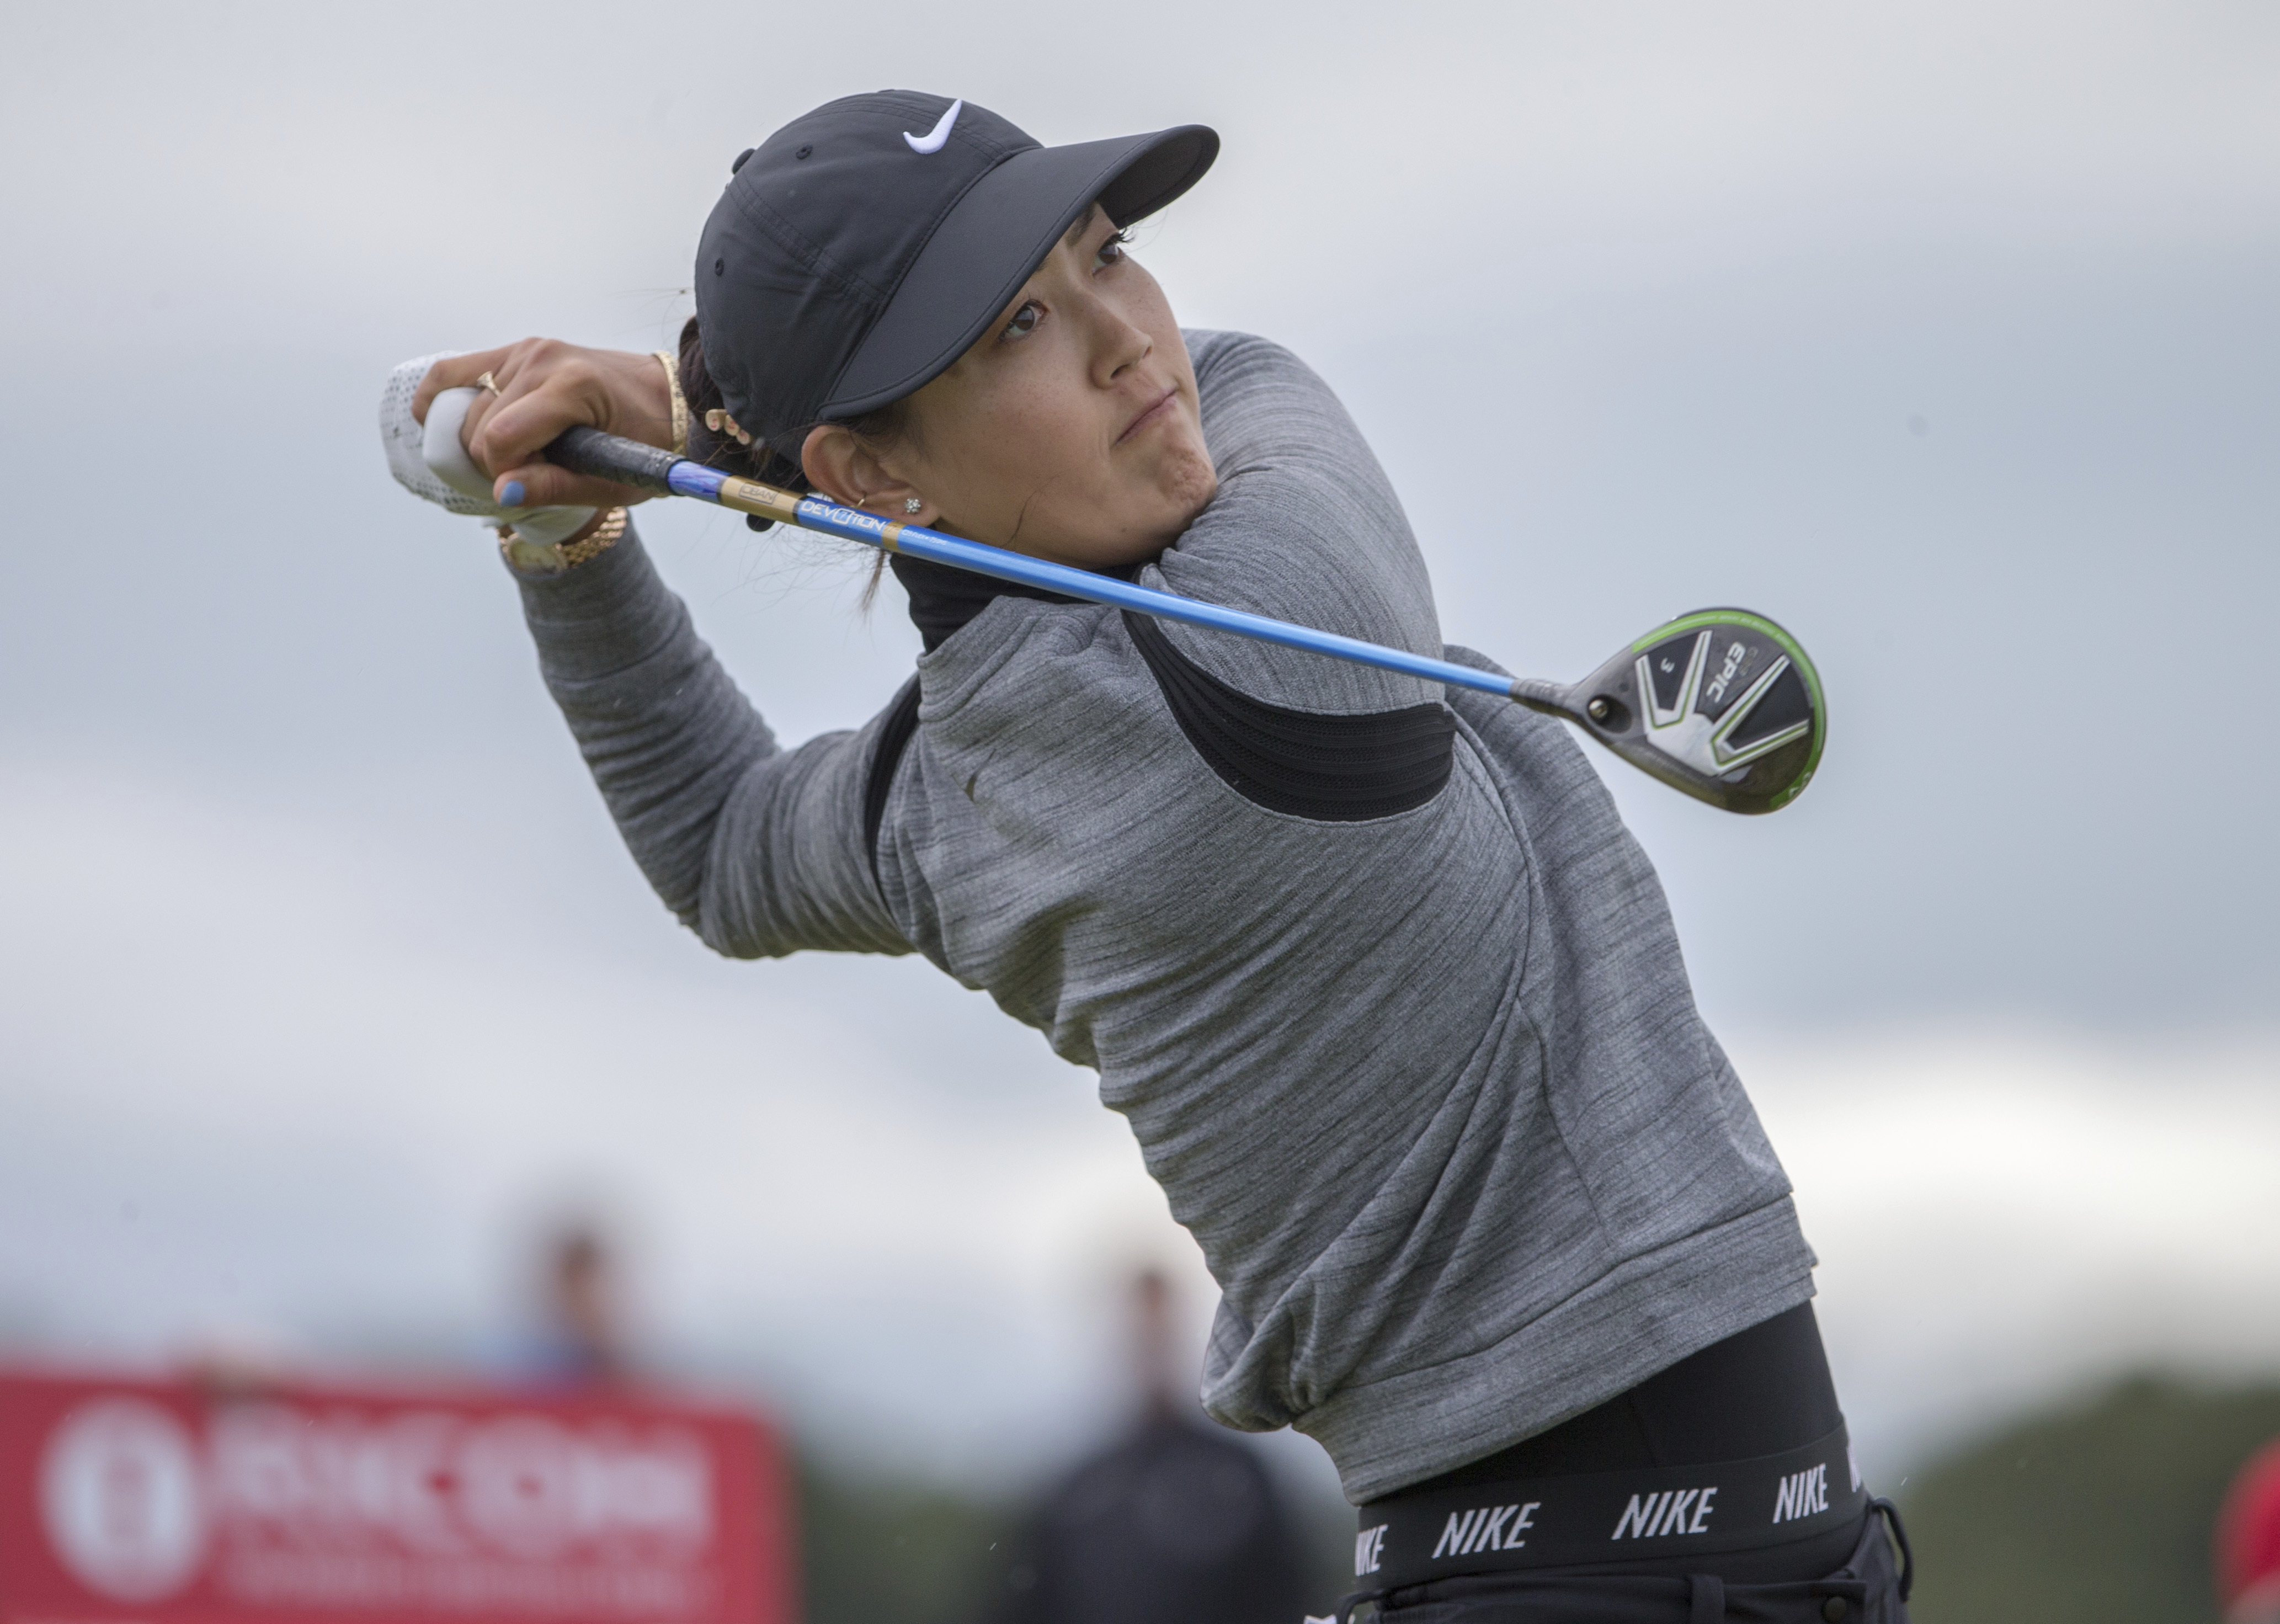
[904, 497, 923, 514]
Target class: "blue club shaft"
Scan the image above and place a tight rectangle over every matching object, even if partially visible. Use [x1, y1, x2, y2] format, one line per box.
[652, 457, 1524, 701]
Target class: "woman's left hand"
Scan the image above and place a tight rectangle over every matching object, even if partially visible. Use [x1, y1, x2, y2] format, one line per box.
[413, 339, 675, 512]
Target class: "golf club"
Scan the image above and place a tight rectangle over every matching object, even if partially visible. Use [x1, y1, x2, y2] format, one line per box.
[539, 424, 1826, 814]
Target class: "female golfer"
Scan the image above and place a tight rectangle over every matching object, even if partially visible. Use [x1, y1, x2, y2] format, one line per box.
[397, 91, 1908, 1621]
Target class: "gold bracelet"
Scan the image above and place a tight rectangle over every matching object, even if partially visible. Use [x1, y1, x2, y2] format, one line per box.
[653, 349, 689, 455]
[498, 507, 628, 576]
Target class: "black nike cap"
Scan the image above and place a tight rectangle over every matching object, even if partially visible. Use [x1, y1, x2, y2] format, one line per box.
[694, 90, 1217, 457]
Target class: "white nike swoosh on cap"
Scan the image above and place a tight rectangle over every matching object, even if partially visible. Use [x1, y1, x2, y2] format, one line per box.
[903, 99, 962, 155]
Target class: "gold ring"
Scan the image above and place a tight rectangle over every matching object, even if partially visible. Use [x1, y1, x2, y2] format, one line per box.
[476, 371, 504, 397]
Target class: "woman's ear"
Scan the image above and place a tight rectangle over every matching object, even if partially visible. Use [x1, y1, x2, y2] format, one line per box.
[801, 424, 931, 520]
[798, 424, 864, 504]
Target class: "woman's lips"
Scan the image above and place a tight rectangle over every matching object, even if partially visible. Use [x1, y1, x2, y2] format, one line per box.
[1117, 386, 1179, 444]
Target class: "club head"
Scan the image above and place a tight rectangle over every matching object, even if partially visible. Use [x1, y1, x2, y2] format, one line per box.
[1526, 609, 1826, 814]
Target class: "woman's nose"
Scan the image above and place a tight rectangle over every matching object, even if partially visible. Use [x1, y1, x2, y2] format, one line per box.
[1092, 304, 1153, 384]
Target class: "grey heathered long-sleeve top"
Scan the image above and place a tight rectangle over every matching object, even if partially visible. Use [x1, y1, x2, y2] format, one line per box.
[509, 329, 1816, 1503]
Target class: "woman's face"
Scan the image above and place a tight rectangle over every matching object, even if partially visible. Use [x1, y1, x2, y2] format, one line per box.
[802, 207, 1216, 569]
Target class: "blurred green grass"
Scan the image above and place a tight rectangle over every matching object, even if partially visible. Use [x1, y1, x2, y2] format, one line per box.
[796, 1458, 1013, 1624]
[792, 1449, 1351, 1624]
[1899, 1374, 2280, 1623]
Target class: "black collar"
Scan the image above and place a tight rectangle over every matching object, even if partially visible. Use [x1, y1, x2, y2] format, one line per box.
[890, 551, 1143, 652]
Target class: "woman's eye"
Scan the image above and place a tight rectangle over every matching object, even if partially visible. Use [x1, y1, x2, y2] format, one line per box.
[1003, 301, 1043, 340]
[1096, 231, 1131, 270]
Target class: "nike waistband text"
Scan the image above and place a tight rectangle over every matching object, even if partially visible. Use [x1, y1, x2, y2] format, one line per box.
[1354, 1425, 1868, 1589]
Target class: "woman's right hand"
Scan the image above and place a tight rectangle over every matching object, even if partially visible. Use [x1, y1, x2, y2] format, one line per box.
[412, 340, 676, 512]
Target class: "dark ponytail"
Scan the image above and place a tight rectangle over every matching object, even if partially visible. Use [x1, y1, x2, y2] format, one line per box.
[676, 316, 913, 494]
[676, 316, 798, 488]
[677, 316, 910, 605]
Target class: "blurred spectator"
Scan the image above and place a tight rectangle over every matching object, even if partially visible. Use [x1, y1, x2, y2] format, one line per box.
[982, 1268, 1308, 1624]
[2219, 1439, 2280, 1623]
[519, 1221, 633, 1387]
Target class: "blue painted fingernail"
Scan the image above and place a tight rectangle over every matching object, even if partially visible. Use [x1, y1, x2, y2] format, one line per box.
[500, 480, 526, 507]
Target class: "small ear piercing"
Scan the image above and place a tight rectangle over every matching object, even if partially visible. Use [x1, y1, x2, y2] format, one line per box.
[904, 497, 923, 513]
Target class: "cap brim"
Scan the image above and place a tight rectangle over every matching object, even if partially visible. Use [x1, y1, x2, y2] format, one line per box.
[824, 125, 1218, 420]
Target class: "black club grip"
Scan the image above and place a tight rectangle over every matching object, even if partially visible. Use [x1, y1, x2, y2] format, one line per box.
[544, 425, 682, 494]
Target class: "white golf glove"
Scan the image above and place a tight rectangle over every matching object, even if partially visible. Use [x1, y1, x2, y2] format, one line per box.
[379, 353, 596, 546]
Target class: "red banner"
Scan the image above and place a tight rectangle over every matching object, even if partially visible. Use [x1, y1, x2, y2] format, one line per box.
[0, 1369, 794, 1624]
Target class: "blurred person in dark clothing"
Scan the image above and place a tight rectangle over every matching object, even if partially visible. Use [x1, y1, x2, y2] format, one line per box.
[986, 1268, 1309, 1624]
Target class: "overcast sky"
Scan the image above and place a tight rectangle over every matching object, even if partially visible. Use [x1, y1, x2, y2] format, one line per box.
[2, 1, 2276, 1496]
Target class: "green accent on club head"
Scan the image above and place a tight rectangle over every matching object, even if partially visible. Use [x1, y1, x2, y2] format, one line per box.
[1631, 608, 1827, 811]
